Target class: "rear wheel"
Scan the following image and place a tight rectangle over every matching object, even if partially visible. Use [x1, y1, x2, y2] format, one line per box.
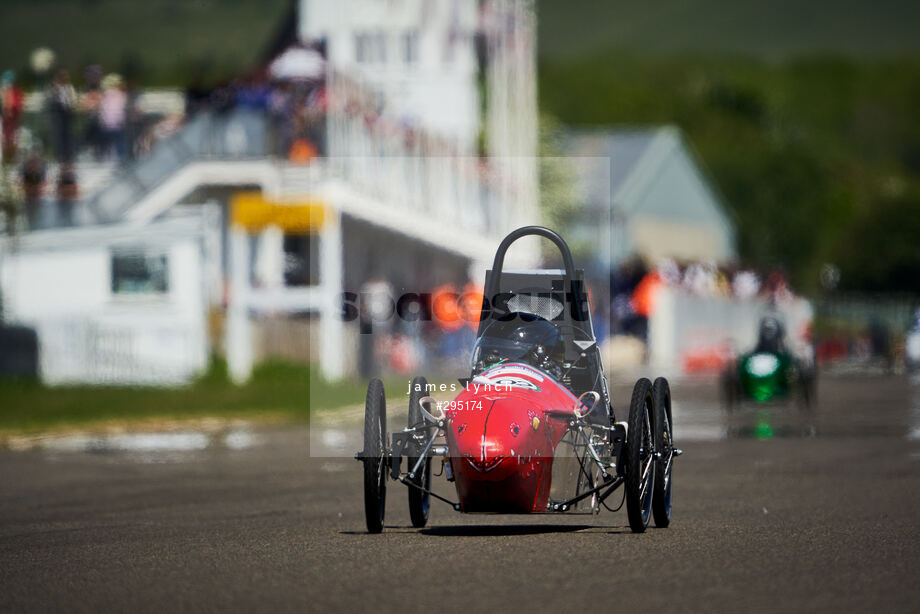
[363, 379, 387, 533]
[720, 368, 738, 412]
[625, 378, 655, 533]
[796, 365, 816, 411]
[407, 376, 431, 528]
[652, 377, 673, 528]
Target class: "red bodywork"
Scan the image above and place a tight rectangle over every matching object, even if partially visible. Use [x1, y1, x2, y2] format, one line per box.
[444, 363, 578, 513]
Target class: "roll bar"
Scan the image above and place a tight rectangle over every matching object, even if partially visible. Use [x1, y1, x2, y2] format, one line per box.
[485, 226, 578, 302]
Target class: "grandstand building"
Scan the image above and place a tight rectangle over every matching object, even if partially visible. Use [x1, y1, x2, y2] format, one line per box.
[0, 0, 539, 384]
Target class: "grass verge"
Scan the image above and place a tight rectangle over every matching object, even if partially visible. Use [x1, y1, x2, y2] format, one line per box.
[0, 360, 407, 435]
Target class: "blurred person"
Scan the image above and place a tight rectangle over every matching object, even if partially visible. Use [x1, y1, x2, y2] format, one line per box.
[610, 255, 647, 338]
[383, 333, 418, 375]
[358, 273, 394, 378]
[19, 148, 46, 229]
[123, 73, 143, 161]
[732, 269, 761, 299]
[754, 316, 786, 354]
[268, 80, 295, 156]
[235, 73, 271, 110]
[590, 283, 610, 342]
[56, 163, 78, 226]
[210, 79, 237, 114]
[625, 268, 661, 344]
[714, 268, 732, 296]
[288, 93, 318, 162]
[761, 271, 793, 304]
[683, 262, 718, 296]
[288, 138, 318, 164]
[120, 56, 145, 159]
[657, 258, 681, 286]
[868, 317, 892, 370]
[631, 269, 662, 321]
[0, 160, 22, 232]
[99, 74, 127, 160]
[134, 113, 182, 157]
[137, 113, 183, 156]
[80, 64, 105, 160]
[459, 281, 484, 331]
[905, 308, 920, 372]
[432, 282, 467, 359]
[184, 72, 211, 116]
[46, 69, 78, 163]
[1, 70, 25, 161]
[304, 84, 328, 154]
[851, 333, 872, 361]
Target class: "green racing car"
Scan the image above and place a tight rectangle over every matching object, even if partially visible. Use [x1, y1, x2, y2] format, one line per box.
[721, 317, 815, 411]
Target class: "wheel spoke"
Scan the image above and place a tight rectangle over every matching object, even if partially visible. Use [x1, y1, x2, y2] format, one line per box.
[661, 410, 673, 488]
[641, 454, 654, 483]
[638, 473, 651, 503]
[639, 454, 653, 499]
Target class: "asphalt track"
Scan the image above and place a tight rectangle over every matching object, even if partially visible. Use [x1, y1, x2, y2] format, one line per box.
[2, 373, 919, 613]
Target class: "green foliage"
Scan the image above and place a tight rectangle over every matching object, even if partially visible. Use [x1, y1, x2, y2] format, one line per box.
[0, 0, 289, 86]
[834, 189, 920, 292]
[2, 0, 917, 292]
[540, 51, 920, 293]
[538, 113, 583, 260]
[536, 0, 920, 61]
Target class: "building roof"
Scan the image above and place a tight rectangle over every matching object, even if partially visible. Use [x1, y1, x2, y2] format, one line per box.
[566, 128, 660, 197]
[564, 125, 736, 262]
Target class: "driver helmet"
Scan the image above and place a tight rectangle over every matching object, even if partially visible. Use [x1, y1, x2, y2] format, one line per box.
[471, 313, 566, 379]
[757, 316, 785, 351]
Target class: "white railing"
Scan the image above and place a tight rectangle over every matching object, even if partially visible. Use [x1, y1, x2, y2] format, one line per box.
[324, 70, 533, 241]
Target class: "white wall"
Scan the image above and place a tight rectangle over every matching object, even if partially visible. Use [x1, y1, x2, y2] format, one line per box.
[299, 0, 479, 148]
[0, 217, 210, 385]
[1, 249, 110, 318]
[649, 286, 813, 374]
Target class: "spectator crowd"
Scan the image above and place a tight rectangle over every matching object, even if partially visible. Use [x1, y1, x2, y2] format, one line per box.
[1, 60, 145, 231]
[0, 44, 331, 233]
[603, 254, 798, 344]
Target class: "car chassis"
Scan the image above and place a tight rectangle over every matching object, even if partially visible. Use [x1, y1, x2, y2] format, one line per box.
[356, 227, 680, 532]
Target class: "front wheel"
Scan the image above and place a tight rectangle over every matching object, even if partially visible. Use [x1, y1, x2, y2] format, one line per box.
[652, 377, 673, 528]
[407, 376, 431, 528]
[363, 379, 387, 533]
[720, 368, 738, 412]
[625, 378, 655, 533]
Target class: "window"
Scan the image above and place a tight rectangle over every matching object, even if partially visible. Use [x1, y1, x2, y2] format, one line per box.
[111, 250, 169, 295]
[283, 234, 319, 287]
[355, 33, 369, 63]
[356, 32, 388, 64]
[375, 31, 388, 64]
[403, 30, 419, 65]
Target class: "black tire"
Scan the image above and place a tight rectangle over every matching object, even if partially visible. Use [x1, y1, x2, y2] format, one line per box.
[407, 376, 431, 528]
[720, 368, 737, 412]
[625, 378, 655, 533]
[651, 377, 673, 528]
[363, 379, 387, 533]
[796, 365, 816, 411]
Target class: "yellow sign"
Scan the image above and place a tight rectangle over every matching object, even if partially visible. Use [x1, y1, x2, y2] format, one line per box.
[231, 191, 328, 233]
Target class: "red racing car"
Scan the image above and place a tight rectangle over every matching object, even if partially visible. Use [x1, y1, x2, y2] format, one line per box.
[357, 226, 680, 533]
